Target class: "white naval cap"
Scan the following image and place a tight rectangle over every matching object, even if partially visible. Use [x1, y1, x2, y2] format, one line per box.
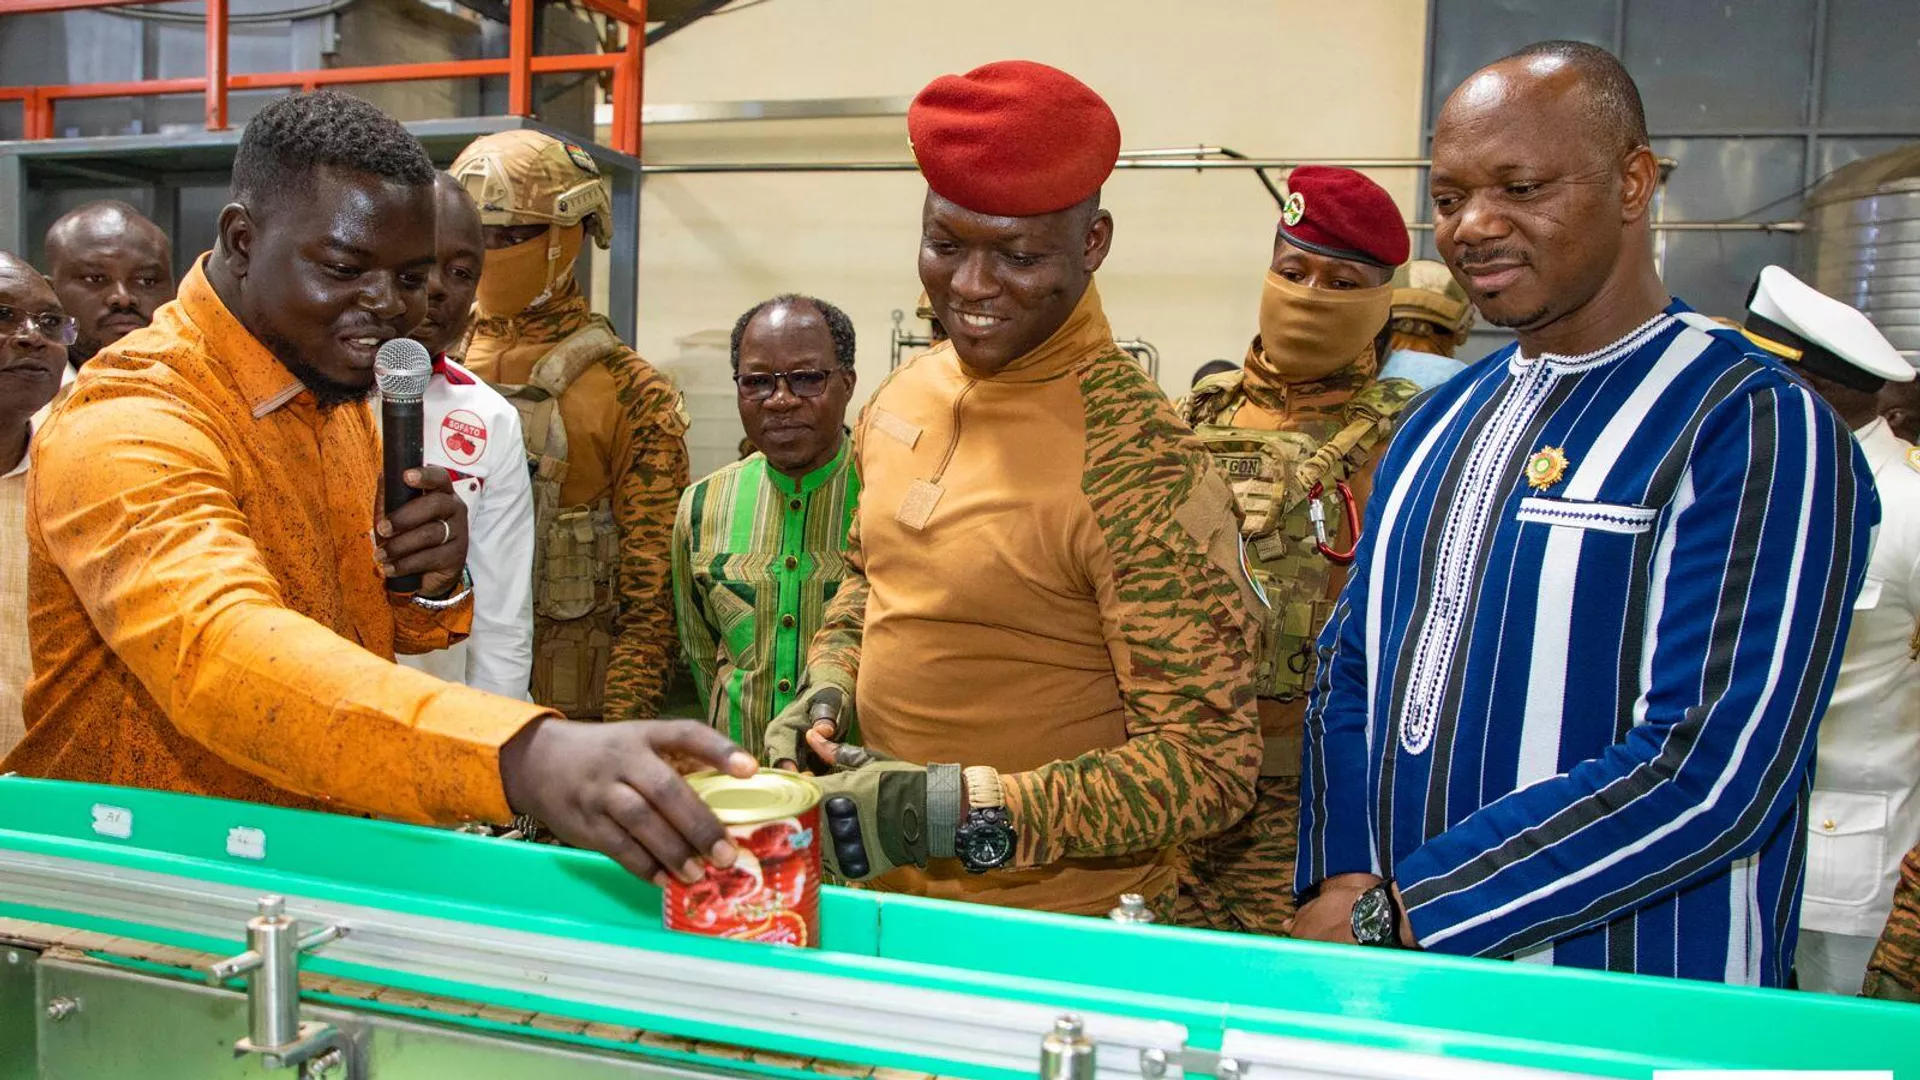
[1744, 265, 1915, 391]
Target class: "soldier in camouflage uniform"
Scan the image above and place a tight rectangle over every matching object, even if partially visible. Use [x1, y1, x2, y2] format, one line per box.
[1174, 166, 1419, 937]
[1375, 258, 1474, 392]
[450, 131, 689, 720]
[759, 60, 1261, 920]
[1866, 843, 1920, 1001]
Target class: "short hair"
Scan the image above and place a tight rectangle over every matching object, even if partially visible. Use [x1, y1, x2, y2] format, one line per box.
[730, 294, 857, 371]
[1190, 358, 1239, 387]
[1499, 40, 1649, 153]
[230, 90, 434, 214]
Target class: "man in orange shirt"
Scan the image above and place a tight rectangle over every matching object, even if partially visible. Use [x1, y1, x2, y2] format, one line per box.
[6, 91, 752, 888]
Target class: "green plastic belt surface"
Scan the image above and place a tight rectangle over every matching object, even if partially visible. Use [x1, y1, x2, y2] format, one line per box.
[1, 777, 1916, 1078]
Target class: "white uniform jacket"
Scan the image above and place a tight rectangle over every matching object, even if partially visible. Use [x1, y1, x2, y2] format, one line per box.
[396, 357, 536, 700]
[1803, 416, 1920, 937]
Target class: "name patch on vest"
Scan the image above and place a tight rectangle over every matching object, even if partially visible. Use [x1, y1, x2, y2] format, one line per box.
[1215, 453, 1264, 481]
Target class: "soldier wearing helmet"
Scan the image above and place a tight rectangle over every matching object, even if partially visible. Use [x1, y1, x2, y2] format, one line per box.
[1173, 166, 1418, 938]
[1375, 258, 1475, 390]
[450, 129, 690, 720]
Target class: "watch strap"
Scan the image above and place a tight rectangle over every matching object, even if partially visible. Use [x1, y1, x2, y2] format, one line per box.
[924, 763, 962, 859]
[410, 568, 473, 610]
[962, 765, 1005, 810]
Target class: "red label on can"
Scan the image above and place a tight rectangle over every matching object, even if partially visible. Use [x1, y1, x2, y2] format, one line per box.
[665, 805, 820, 948]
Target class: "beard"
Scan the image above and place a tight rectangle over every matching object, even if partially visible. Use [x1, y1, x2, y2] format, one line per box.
[1483, 303, 1553, 331]
[260, 331, 373, 411]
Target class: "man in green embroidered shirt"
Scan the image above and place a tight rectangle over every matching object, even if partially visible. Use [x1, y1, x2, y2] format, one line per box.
[672, 295, 861, 755]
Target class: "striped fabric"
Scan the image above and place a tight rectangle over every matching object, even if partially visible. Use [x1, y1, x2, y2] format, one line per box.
[670, 443, 859, 756]
[1299, 301, 1879, 985]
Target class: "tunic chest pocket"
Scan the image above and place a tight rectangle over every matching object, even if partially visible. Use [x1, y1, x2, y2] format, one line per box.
[1514, 496, 1660, 535]
[1804, 789, 1889, 907]
[694, 553, 768, 653]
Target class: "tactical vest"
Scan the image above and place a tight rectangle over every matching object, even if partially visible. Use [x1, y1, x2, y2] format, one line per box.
[486, 316, 624, 718]
[1186, 373, 1414, 703]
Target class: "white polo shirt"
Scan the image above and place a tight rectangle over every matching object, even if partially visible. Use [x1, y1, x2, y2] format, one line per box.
[395, 357, 535, 700]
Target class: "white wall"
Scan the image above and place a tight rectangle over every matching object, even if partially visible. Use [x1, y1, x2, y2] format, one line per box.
[628, 0, 1430, 402]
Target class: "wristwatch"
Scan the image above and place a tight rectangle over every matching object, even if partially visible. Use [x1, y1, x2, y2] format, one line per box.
[955, 765, 1016, 874]
[1350, 880, 1404, 948]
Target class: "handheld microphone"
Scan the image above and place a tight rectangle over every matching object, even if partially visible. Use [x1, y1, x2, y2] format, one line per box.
[374, 337, 434, 594]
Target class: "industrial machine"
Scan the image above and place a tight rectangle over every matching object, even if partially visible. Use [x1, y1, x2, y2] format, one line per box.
[1, 776, 1916, 1079]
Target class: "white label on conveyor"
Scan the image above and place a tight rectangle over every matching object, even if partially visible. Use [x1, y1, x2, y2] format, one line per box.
[225, 827, 267, 861]
[90, 804, 132, 840]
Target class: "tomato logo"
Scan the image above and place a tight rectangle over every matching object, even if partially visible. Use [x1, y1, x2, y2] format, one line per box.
[440, 409, 488, 466]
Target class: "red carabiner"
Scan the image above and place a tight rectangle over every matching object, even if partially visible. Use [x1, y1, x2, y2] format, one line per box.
[1308, 479, 1361, 566]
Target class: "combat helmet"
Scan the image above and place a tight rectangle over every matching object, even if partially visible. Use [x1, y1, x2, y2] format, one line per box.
[450, 129, 613, 250]
[1390, 259, 1475, 344]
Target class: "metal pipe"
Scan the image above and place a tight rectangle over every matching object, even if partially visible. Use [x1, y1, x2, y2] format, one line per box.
[508, 0, 534, 118]
[204, 0, 228, 132]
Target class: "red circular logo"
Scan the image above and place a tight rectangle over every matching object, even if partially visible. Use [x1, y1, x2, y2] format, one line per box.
[441, 409, 488, 466]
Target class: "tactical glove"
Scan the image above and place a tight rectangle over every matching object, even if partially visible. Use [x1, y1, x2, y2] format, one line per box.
[815, 758, 964, 882]
[762, 676, 853, 772]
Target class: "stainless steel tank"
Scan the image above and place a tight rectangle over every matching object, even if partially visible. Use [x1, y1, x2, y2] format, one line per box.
[1802, 143, 1920, 351]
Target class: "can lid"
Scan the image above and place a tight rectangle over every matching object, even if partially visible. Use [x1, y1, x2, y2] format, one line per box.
[686, 769, 822, 824]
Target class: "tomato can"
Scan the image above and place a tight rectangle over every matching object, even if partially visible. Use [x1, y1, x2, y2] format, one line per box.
[665, 769, 822, 948]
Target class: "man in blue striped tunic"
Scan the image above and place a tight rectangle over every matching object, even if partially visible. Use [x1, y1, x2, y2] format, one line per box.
[1292, 41, 1879, 986]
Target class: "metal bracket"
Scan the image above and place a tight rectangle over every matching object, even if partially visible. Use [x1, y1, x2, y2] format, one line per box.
[205, 894, 354, 1076]
[1139, 1046, 1249, 1080]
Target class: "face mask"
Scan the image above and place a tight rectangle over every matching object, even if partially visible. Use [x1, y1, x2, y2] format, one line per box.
[476, 223, 584, 318]
[1253, 270, 1393, 383]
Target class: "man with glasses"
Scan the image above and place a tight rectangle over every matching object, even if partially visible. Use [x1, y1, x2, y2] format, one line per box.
[0, 252, 75, 754]
[671, 295, 860, 756]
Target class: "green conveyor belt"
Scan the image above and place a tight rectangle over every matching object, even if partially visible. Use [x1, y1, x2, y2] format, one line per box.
[0, 776, 1914, 1078]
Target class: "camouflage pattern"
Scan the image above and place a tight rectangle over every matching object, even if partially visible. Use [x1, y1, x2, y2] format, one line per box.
[1176, 342, 1417, 704]
[450, 129, 613, 248]
[803, 340, 1262, 913]
[1866, 840, 1920, 1001]
[1170, 337, 1417, 937]
[996, 349, 1264, 875]
[1389, 260, 1474, 358]
[461, 280, 689, 719]
[1175, 778, 1300, 935]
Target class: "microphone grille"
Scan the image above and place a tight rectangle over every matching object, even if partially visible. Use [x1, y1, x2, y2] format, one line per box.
[373, 338, 433, 400]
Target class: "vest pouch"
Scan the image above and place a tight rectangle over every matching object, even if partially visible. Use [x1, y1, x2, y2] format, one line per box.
[1194, 431, 1296, 538]
[537, 503, 617, 621]
[533, 614, 613, 720]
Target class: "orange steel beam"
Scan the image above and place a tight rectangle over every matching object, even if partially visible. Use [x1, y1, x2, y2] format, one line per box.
[33, 55, 617, 102]
[508, 0, 535, 118]
[572, 0, 648, 25]
[205, 0, 229, 130]
[609, 0, 646, 155]
[3, 0, 646, 143]
[0, 0, 179, 12]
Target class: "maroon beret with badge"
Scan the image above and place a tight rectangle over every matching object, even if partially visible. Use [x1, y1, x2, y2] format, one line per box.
[908, 60, 1121, 218]
[1277, 165, 1410, 268]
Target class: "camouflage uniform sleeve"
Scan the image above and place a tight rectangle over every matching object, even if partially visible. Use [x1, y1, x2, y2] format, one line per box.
[602, 348, 690, 720]
[1866, 840, 1920, 997]
[1001, 361, 1262, 868]
[804, 406, 868, 692]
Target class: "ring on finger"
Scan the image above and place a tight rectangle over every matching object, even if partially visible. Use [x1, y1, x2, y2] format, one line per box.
[439, 519, 453, 546]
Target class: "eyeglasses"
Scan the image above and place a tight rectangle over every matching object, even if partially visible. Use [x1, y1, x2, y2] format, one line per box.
[733, 369, 837, 401]
[0, 305, 77, 346]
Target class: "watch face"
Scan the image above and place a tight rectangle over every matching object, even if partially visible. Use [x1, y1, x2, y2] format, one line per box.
[1351, 887, 1394, 946]
[958, 814, 1015, 871]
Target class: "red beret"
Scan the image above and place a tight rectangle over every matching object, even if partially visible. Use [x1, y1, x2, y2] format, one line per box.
[1277, 165, 1410, 268]
[908, 60, 1120, 217]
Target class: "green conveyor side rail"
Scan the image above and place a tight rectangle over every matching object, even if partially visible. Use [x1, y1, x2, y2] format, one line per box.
[0, 777, 1914, 1078]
